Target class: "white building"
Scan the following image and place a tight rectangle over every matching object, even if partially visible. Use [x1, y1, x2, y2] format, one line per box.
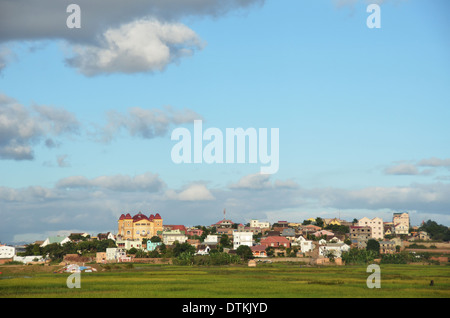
[13, 255, 45, 264]
[358, 217, 384, 240]
[203, 235, 219, 245]
[318, 243, 350, 258]
[0, 245, 15, 259]
[291, 236, 314, 253]
[250, 219, 270, 229]
[106, 248, 127, 262]
[116, 239, 144, 250]
[162, 230, 188, 245]
[233, 231, 253, 250]
[393, 212, 410, 235]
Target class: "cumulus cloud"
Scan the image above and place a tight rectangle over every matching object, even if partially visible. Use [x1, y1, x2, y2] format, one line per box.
[165, 183, 215, 201]
[66, 19, 205, 76]
[1, 170, 450, 243]
[0, 94, 80, 160]
[418, 157, 450, 168]
[56, 172, 166, 192]
[99, 105, 203, 142]
[309, 182, 450, 214]
[0, 0, 264, 75]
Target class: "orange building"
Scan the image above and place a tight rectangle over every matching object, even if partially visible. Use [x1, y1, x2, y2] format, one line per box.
[117, 212, 163, 240]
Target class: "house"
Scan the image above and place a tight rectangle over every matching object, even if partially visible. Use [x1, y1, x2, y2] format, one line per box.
[147, 241, 162, 252]
[251, 245, 268, 258]
[260, 236, 290, 249]
[232, 231, 253, 250]
[187, 228, 203, 237]
[237, 224, 263, 235]
[40, 235, 71, 247]
[116, 239, 144, 250]
[195, 245, 211, 255]
[216, 227, 234, 239]
[0, 245, 15, 264]
[281, 228, 296, 240]
[291, 236, 314, 253]
[318, 243, 350, 258]
[250, 219, 270, 229]
[300, 224, 322, 234]
[393, 212, 410, 235]
[162, 229, 188, 245]
[312, 230, 335, 240]
[106, 247, 127, 262]
[350, 226, 372, 249]
[97, 232, 115, 241]
[394, 223, 409, 236]
[380, 241, 396, 254]
[358, 217, 384, 240]
[164, 225, 187, 234]
[203, 235, 219, 245]
[212, 218, 234, 229]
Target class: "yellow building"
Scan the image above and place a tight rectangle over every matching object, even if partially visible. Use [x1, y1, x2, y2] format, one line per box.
[117, 212, 163, 240]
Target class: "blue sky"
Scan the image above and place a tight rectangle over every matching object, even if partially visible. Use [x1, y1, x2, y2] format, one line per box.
[0, 0, 449, 243]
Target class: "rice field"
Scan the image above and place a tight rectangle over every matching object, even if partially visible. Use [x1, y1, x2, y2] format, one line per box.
[0, 263, 449, 298]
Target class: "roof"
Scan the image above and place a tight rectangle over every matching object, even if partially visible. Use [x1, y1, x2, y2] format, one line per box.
[132, 212, 149, 222]
[261, 236, 290, 243]
[46, 236, 69, 244]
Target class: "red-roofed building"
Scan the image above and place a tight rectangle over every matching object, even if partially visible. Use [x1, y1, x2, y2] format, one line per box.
[117, 211, 163, 241]
[260, 236, 290, 248]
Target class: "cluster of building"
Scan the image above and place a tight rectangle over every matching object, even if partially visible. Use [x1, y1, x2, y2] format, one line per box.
[1, 210, 433, 265]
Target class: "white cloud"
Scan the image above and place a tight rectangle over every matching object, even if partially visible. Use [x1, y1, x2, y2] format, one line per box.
[66, 19, 205, 76]
[56, 172, 166, 192]
[165, 183, 215, 201]
[0, 93, 80, 160]
[99, 105, 203, 142]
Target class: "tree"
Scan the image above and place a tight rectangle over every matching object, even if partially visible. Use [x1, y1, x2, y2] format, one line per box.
[265, 246, 275, 257]
[419, 220, 450, 241]
[236, 245, 253, 260]
[366, 239, 380, 255]
[173, 242, 195, 257]
[219, 235, 232, 248]
[128, 247, 138, 255]
[315, 217, 324, 228]
[150, 236, 162, 243]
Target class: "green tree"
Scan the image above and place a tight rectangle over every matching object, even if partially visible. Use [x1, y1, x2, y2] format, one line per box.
[128, 247, 138, 255]
[219, 235, 232, 248]
[236, 245, 253, 260]
[366, 239, 380, 255]
[315, 217, 324, 228]
[150, 236, 162, 243]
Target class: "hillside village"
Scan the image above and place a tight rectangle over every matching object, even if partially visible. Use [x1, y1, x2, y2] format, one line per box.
[1, 211, 449, 267]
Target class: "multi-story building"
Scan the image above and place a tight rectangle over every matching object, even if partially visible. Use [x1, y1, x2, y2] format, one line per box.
[162, 229, 188, 245]
[232, 231, 253, 250]
[350, 226, 372, 249]
[380, 241, 396, 254]
[358, 217, 384, 240]
[393, 212, 410, 235]
[117, 212, 163, 241]
[250, 219, 270, 229]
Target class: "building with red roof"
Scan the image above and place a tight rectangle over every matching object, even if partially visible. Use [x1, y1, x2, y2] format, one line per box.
[117, 211, 163, 241]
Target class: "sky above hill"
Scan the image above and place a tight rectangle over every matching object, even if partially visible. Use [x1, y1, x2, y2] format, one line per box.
[0, 0, 449, 244]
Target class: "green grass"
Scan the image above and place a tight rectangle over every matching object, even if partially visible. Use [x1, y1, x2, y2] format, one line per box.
[0, 263, 449, 298]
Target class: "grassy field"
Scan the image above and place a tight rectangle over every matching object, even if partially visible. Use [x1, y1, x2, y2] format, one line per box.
[0, 263, 449, 298]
